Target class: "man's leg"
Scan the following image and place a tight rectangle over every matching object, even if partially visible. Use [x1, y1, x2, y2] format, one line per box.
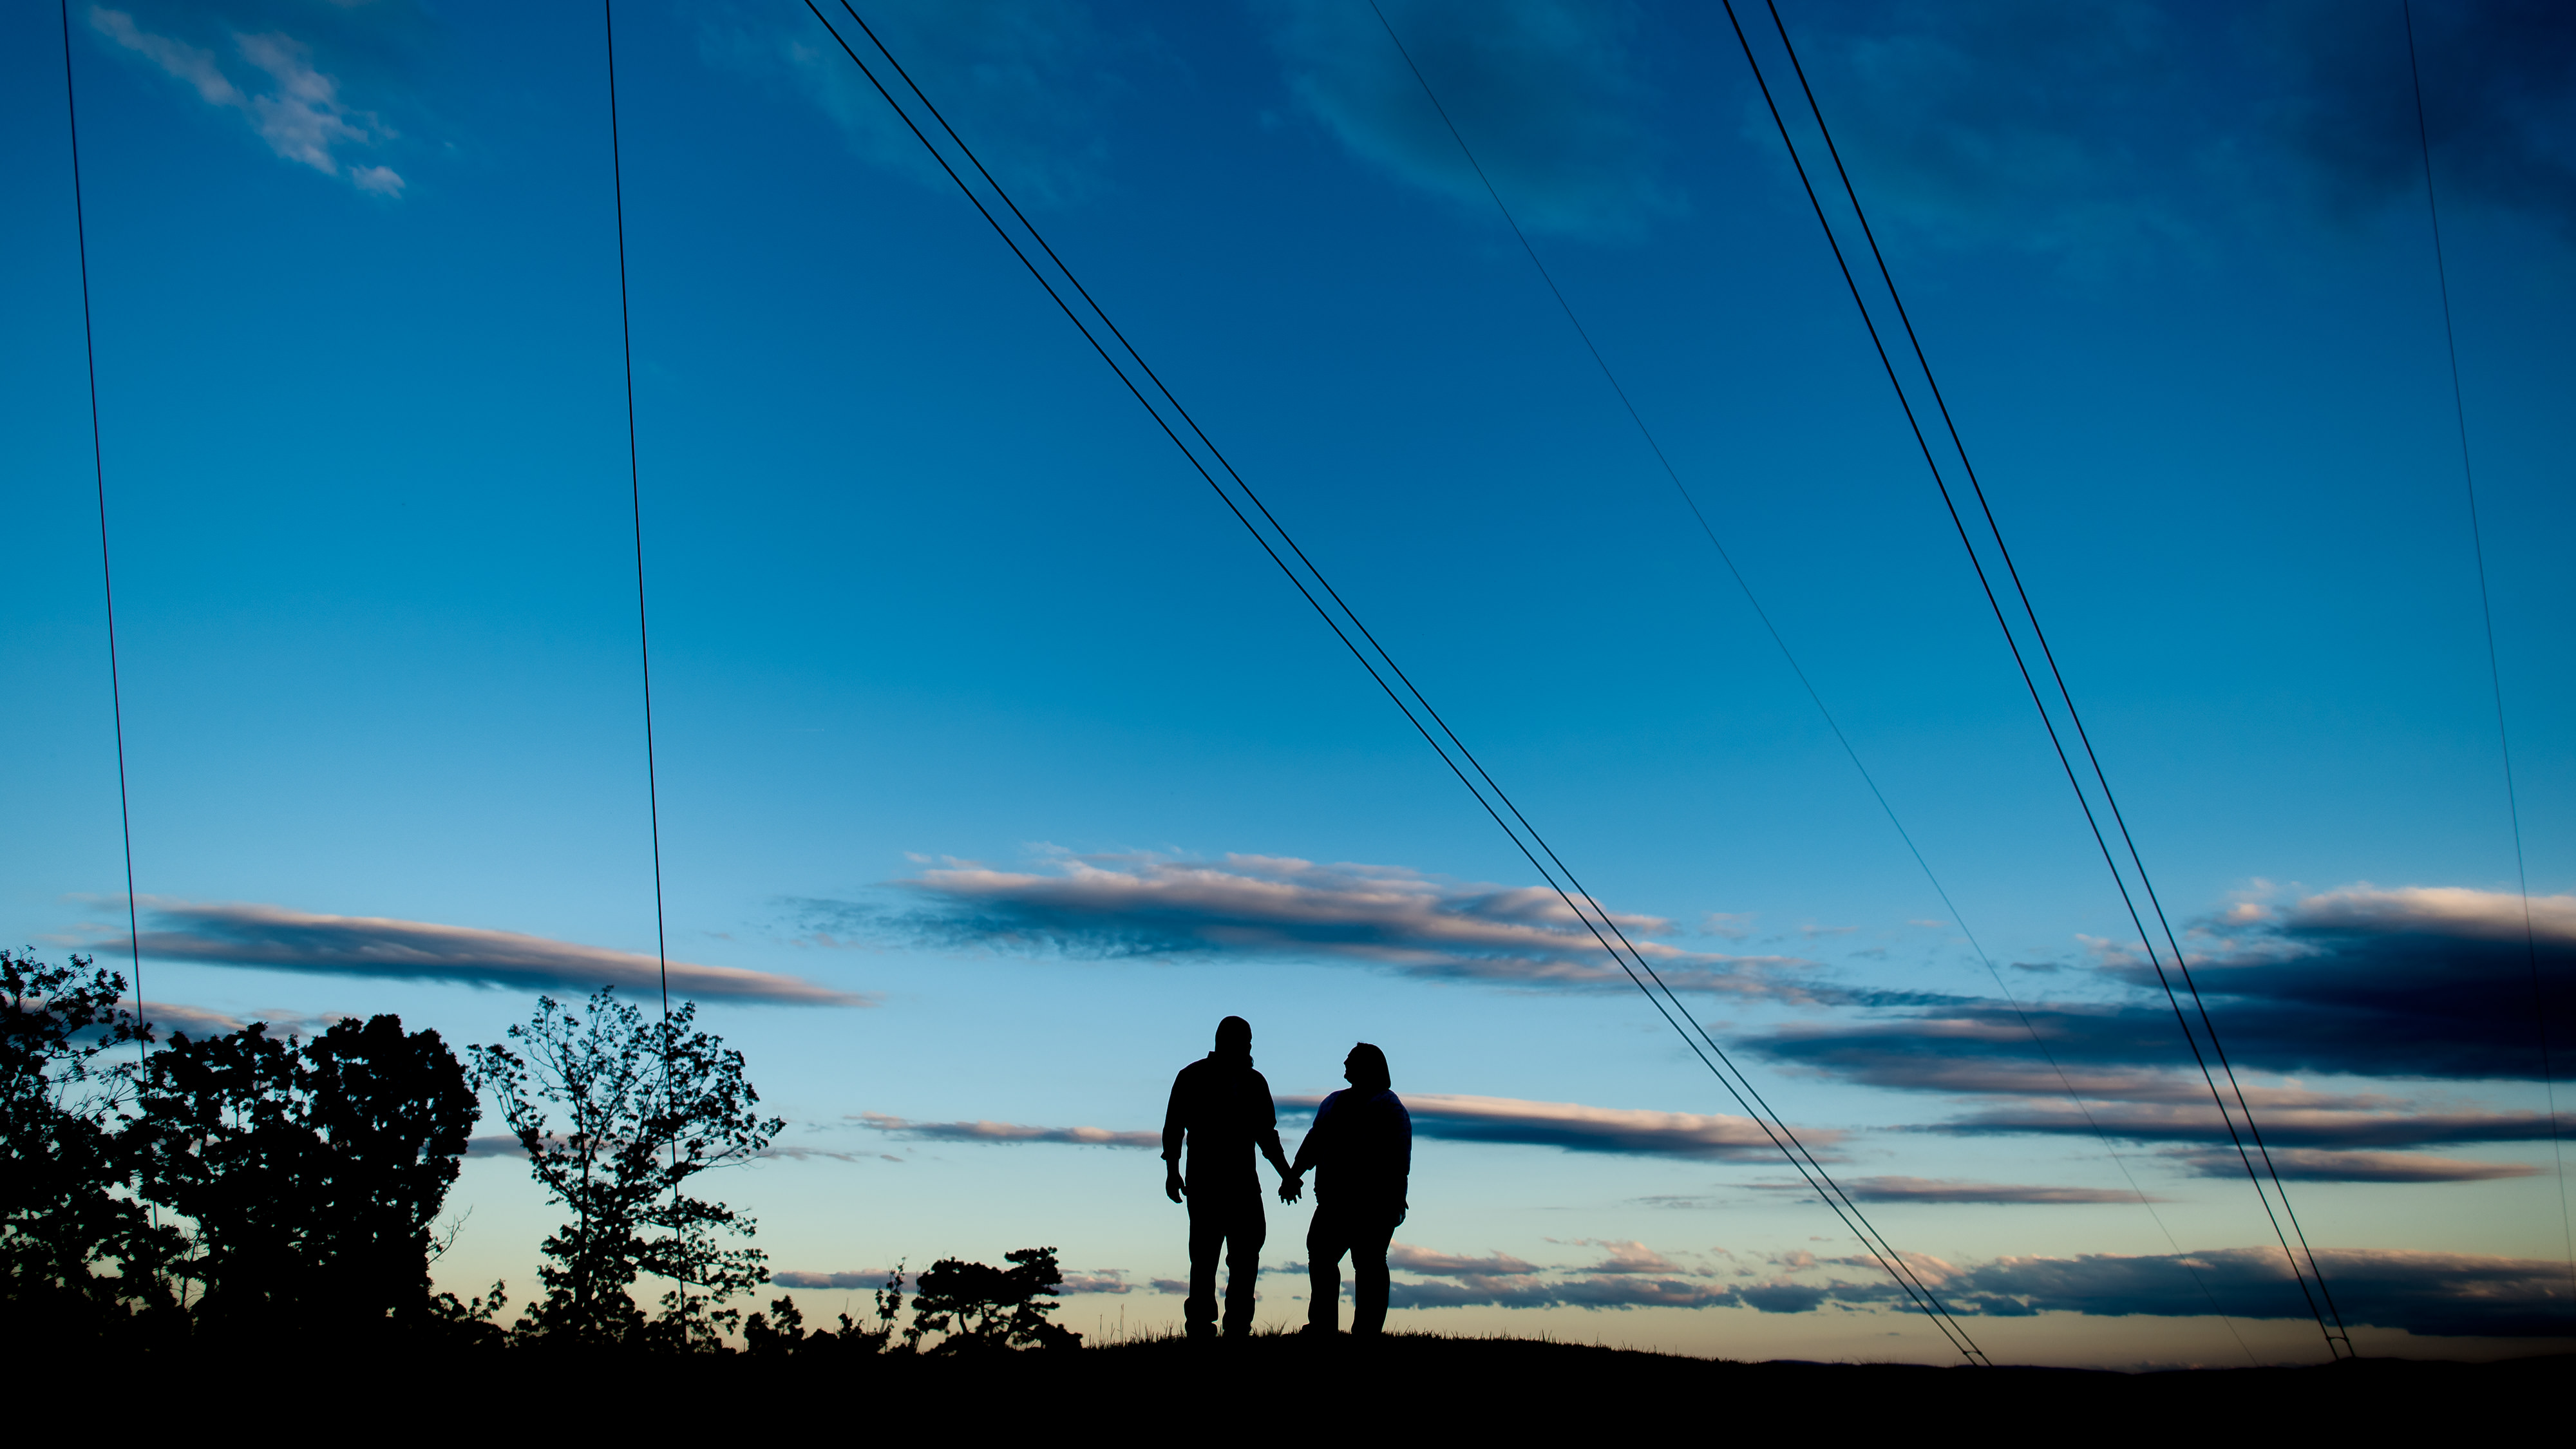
[1222, 1192, 1267, 1336]
[1349, 1208, 1397, 1336]
[1305, 1204, 1347, 1333]
[1184, 1195, 1224, 1340]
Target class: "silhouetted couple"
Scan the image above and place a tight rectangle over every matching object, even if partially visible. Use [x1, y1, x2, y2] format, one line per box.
[1161, 1016, 1412, 1339]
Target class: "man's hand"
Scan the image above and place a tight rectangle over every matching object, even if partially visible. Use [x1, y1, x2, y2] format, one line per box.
[1164, 1164, 1186, 1204]
[1277, 1171, 1305, 1204]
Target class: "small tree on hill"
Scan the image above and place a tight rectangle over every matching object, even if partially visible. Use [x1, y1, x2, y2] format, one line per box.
[906, 1247, 1081, 1353]
[468, 989, 782, 1348]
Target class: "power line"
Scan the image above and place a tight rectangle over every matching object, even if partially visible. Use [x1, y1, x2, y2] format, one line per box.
[60, 0, 146, 1063]
[2401, 0, 2572, 1305]
[1719, 0, 2349, 1356]
[603, 0, 670, 1022]
[1363, 0, 2253, 1361]
[805, 0, 1989, 1364]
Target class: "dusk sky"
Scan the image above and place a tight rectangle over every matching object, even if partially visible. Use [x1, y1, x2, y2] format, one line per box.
[6, 0, 2573, 1366]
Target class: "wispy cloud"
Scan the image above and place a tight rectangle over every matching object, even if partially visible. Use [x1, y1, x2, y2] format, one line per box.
[1285, 1090, 1808, 1160]
[1258, 0, 1670, 238]
[852, 1111, 1160, 1148]
[774, 1269, 896, 1291]
[89, 6, 404, 195]
[811, 850, 1817, 997]
[698, 0, 1137, 208]
[1387, 1244, 1542, 1278]
[1756, 1176, 2154, 1206]
[97, 898, 869, 1007]
[1777, 1, 2576, 260]
[2168, 1149, 2542, 1184]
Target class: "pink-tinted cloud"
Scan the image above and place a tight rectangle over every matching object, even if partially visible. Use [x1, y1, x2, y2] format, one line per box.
[98, 898, 868, 1007]
[852, 1112, 1160, 1148]
[819, 851, 1820, 996]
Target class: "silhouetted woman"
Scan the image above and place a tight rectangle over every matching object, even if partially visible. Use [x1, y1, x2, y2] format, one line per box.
[1282, 1042, 1410, 1336]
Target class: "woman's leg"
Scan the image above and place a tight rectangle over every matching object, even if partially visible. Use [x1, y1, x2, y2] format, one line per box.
[1305, 1206, 1347, 1332]
[1350, 1210, 1397, 1335]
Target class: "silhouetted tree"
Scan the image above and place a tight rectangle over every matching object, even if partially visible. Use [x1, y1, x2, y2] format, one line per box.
[135, 1013, 477, 1332]
[905, 1247, 1081, 1353]
[468, 989, 782, 1348]
[0, 950, 180, 1334]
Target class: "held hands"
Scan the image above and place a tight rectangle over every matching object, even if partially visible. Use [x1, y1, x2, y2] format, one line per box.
[1277, 1171, 1305, 1204]
[1164, 1165, 1187, 1204]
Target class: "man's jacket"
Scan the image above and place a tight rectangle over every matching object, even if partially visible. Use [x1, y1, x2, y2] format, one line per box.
[1162, 1051, 1285, 1193]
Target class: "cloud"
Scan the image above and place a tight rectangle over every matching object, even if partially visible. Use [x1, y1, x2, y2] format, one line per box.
[1384, 1239, 2576, 1335]
[1774, 1, 2576, 260]
[2169, 1149, 2542, 1184]
[852, 1111, 1160, 1148]
[88, 6, 404, 195]
[1947, 1247, 2576, 1338]
[820, 850, 1818, 997]
[773, 1269, 896, 1291]
[1257, 0, 1669, 238]
[97, 899, 869, 1007]
[697, 0, 1135, 208]
[1755, 1176, 2155, 1206]
[463, 1135, 527, 1159]
[1285, 1090, 1808, 1160]
[1739, 884, 2572, 1151]
[1056, 1273, 1133, 1294]
[1387, 1244, 1542, 1278]
[1390, 1274, 1735, 1311]
[1569, 1239, 1683, 1274]
[126, 997, 348, 1041]
[2269, 0, 2576, 238]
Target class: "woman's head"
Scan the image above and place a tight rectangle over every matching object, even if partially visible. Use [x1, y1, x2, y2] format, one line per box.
[1343, 1041, 1390, 1091]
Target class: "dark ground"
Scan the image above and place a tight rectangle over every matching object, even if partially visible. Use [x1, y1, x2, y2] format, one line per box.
[131, 1333, 2573, 1435]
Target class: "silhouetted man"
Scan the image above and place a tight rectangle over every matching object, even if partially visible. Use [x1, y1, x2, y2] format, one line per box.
[1280, 1041, 1410, 1336]
[1162, 1015, 1295, 1340]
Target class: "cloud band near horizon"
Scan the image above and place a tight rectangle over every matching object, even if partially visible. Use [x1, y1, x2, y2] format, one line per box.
[91, 898, 869, 1007]
[801, 850, 1818, 996]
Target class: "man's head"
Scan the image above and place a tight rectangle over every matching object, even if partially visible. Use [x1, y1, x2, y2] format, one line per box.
[1344, 1042, 1390, 1091]
[1214, 1016, 1253, 1056]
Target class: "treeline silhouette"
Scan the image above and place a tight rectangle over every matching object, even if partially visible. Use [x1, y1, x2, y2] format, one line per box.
[2, 949, 1076, 1356]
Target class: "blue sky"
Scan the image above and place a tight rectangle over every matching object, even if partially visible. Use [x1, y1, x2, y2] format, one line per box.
[5, 0, 2573, 1365]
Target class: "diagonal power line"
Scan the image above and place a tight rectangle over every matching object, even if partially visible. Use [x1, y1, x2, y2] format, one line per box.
[802, 0, 1991, 1363]
[1362, 0, 2255, 1361]
[1716, 0, 2353, 1357]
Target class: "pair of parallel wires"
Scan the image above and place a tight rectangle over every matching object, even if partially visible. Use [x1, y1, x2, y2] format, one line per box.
[802, 0, 1989, 1364]
[1361, 0, 2256, 1363]
[1711, 0, 2358, 1356]
[2401, 0, 2573, 1303]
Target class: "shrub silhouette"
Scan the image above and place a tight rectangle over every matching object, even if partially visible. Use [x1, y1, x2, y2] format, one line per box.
[906, 1247, 1081, 1353]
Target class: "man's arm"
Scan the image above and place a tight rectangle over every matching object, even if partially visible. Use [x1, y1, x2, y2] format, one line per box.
[1251, 1070, 1293, 1179]
[1162, 1068, 1189, 1204]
